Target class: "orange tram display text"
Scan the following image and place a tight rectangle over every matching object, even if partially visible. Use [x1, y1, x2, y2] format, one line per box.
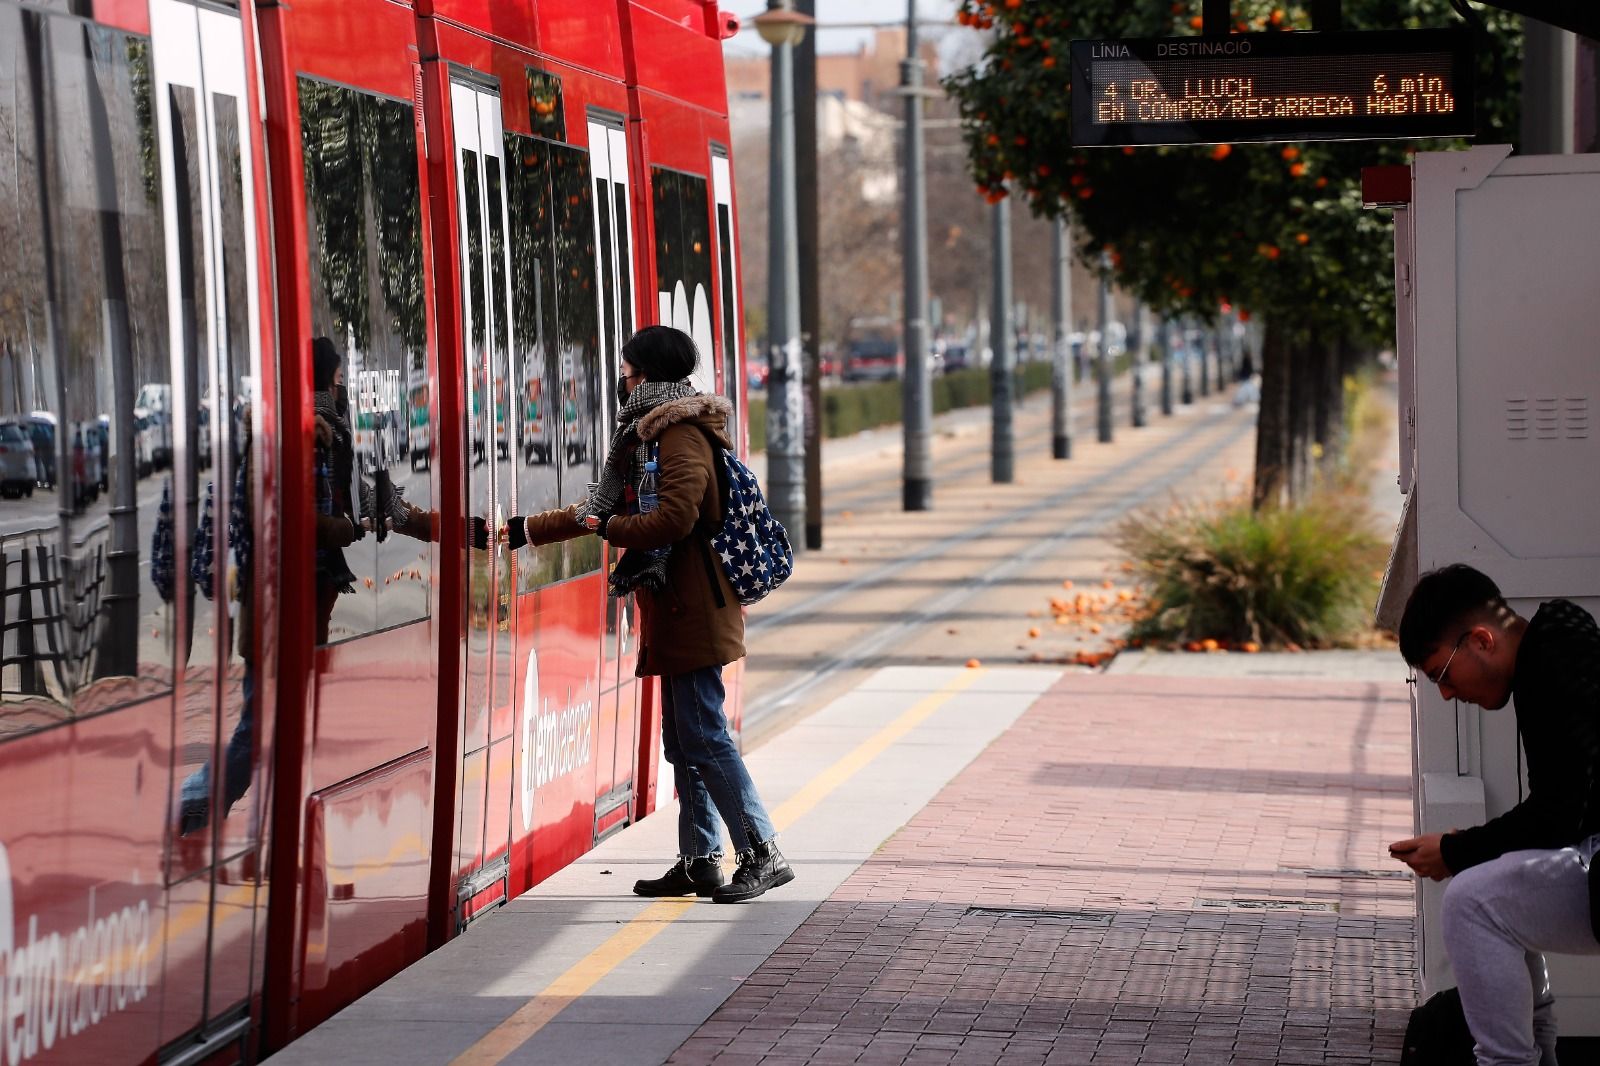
[1069, 29, 1474, 147]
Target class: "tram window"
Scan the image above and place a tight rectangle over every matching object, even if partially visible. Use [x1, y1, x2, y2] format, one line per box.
[652, 168, 716, 394]
[486, 157, 510, 440]
[504, 133, 563, 590]
[0, 11, 174, 736]
[717, 205, 739, 435]
[550, 143, 601, 578]
[596, 183, 617, 384]
[526, 69, 565, 143]
[209, 92, 262, 849]
[299, 79, 433, 644]
[613, 180, 633, 341]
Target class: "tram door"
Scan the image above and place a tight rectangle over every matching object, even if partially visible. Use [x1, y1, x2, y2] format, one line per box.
[150, 0, 267, 1048]
[587, 115, 639, 836]
[452, 79, 518, 924]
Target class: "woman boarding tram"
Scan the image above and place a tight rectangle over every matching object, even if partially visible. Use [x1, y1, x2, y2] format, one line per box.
[511, 326, 794, 904]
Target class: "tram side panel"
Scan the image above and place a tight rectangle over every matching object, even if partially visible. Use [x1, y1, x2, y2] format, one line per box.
[255, 0, 444, 1041]
[0, 0, 282, 1060]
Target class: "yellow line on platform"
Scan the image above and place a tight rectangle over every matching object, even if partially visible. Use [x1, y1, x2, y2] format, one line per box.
[449, 668, 986, 1065]
[449, 898, 693, 1066]
[769, 668, 983, 832]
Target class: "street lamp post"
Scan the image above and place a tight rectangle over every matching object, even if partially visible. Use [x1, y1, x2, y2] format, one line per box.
[754, 1, 812, 547]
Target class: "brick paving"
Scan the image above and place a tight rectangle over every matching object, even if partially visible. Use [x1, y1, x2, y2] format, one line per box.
[669, 672, 1415, 1066]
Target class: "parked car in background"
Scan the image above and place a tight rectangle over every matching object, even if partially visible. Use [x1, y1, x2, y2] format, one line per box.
[0, 420, 38, 498]
[746, 355, 768, 391]
[134, 382, 173, 468]
[842, 317, 902, 382]
[26, 412, 55, 488]
[940, 344, 974, 372]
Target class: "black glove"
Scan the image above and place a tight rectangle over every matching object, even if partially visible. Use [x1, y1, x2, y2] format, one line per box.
[506, 516, 527, 551]
[373, 468, 393, 543]
[469, 515, 489, 551]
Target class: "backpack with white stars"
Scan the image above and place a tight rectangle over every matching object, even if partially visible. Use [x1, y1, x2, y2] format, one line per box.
[687, 430, 793, 607]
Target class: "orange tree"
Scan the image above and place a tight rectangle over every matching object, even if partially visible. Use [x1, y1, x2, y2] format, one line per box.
[944, 0, 1520, 507]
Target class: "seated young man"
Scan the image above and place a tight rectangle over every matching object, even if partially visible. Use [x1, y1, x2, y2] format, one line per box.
[1390, 563, 1600, 1066]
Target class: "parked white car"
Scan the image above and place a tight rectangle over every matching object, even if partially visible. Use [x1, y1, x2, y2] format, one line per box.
[0, 420, 38, 498]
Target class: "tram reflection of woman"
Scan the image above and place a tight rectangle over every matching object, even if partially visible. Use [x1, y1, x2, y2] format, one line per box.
[312, 337, 437, 644]
[313, 337, 364, 644]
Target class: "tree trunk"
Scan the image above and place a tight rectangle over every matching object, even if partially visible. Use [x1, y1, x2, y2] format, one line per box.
[1252, 320, 1290, 510]
[1316, 334, 1348, 484]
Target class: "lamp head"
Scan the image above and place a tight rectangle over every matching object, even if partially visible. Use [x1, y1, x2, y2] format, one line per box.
[752, 2, 813, 48]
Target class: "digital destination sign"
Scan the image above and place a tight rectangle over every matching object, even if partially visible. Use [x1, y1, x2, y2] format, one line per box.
[1069, 29, 1474, 146]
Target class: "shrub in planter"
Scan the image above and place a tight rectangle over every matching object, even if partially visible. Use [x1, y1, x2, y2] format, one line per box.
[1116, 490, 1387, 649]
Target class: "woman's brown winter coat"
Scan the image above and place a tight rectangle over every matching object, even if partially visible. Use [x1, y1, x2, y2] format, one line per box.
[522, 394, 744, 677]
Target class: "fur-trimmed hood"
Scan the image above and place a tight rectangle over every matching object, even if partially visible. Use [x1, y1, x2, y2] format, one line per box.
[637, 393, 733, 448]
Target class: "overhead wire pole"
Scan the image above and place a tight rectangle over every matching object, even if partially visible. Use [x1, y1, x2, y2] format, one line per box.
[1160, 317, 1175, 416]
[990, 195, 1014, 483]
[1095, 252, 1112, 443]
[1131, 300, 1147, 428]
[1522, 15, 1576, 154]
[1049, 215, 1073, 460]
[900, 0, 933, 510]
[796, 0, 823, 549]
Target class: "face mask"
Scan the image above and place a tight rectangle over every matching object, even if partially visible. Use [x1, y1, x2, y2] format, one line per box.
[333, 384, 349, 417]
[615, 380, 630, 406]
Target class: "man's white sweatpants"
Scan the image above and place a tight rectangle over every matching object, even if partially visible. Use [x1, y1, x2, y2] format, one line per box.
[1441, 838, 1600, 1065]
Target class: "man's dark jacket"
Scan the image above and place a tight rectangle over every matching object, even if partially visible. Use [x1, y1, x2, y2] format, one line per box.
[1439, 599, 1600, 937]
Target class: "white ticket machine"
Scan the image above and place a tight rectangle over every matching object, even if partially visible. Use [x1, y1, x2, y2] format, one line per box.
[1378, 145, 1600, 1029]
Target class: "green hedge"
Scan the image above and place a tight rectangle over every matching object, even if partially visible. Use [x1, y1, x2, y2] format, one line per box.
[748, 361, 1074, 453]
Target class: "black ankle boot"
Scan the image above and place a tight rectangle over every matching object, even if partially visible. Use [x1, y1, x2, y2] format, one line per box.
[633, 856, 726, 898]
[712, 839, 794, 903]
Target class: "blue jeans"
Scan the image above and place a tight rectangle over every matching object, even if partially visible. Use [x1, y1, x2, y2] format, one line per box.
[661, 665, 775, 857]
[180, 669, 256, 832]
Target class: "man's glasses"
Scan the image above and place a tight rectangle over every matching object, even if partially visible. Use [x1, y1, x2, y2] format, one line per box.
[1409, 631, 1469, 689]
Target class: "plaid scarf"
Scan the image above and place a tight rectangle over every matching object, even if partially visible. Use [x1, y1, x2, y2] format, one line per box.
[579, 378, 696, 597]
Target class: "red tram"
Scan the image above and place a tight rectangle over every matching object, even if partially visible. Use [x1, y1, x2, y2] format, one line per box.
[0, 0, 748, 1061]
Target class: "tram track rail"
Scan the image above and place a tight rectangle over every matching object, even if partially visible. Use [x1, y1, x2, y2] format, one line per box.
[744, 402, 1255, 733]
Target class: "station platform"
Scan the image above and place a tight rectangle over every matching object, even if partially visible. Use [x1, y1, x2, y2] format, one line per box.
[267, 654, 1419, 1066]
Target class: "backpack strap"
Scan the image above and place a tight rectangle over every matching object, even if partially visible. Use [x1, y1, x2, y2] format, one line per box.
[690, 423, 733, 539]
[687, 423, 731, 610]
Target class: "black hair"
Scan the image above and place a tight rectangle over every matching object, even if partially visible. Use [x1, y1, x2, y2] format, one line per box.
[312, 336, 342, 392]
[1398, 564, 1508, 666]
[621, 325, 698, 382]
